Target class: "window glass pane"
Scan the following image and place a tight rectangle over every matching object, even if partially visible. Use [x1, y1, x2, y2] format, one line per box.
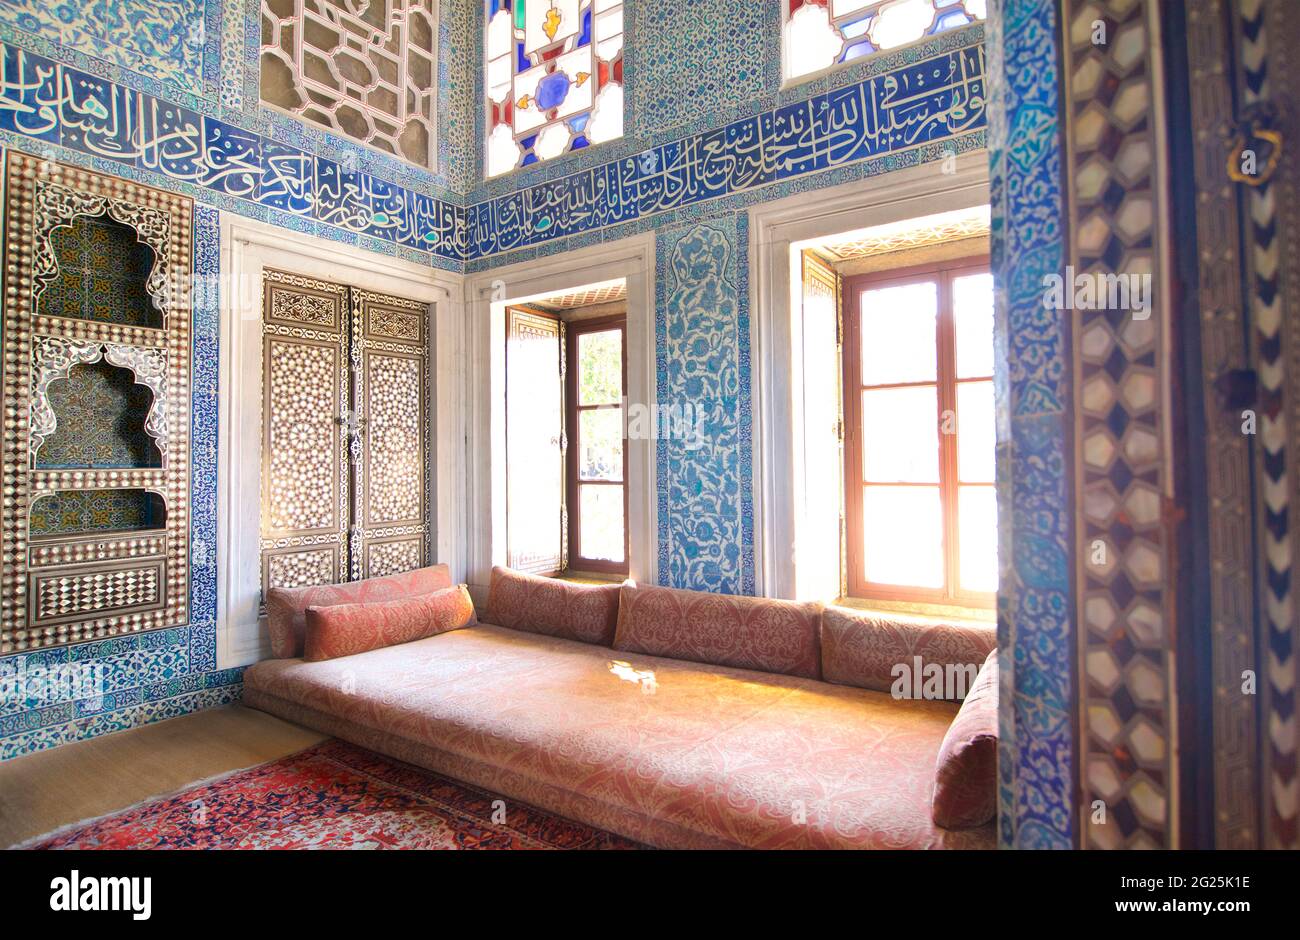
[958, 486, 998, 592]
[860, 386, 939, 482]
[579, 407, 623, 481]
[486, 0, 624, 175]
[579, 484, 624, 563]
[577, 329, 622, 405]
[862, 485, 944, 587]
[956, 380, 995, 483]
[859, 281, 937, 384]
[953, 272, 994, 378]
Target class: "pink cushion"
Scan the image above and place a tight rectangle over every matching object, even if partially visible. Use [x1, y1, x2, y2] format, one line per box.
[303, 585, 476, 662]
[821, 606, 995, 700]
[932, 649, 998, 829]
[485, 566, 620, 646]
[613, 582, 823, 679]
[265, 564, 452, 658]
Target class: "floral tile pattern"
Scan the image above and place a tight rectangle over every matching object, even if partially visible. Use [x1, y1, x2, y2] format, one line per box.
[656, 217, 753, 595]
[0, 0, 217, 98]
[987, 0, 1073, 849]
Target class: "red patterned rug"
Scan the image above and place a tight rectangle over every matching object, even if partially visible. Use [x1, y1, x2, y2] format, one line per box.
[25, 739, 642, 850]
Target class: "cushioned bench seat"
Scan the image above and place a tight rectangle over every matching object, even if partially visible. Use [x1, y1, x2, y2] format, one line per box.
[244, 622, 994, 849]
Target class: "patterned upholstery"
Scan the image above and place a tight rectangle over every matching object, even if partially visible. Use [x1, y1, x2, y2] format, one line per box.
[614, 582, 823, 679]
[486, 566, 620, 646]
[304, 585, 477, 662]
[932, 650, 999, 829]
[245, 623, 992, 848]
[265, 564, 452, 659]
[820, 606, 996, 700]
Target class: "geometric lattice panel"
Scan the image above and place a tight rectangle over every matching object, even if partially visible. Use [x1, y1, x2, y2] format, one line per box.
[260, 270, 350, 596]
[261, 0, 438, 169]
[31, 562, 165, 626]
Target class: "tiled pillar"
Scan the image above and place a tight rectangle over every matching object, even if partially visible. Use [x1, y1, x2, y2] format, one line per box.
[987, 0, 1076, 849]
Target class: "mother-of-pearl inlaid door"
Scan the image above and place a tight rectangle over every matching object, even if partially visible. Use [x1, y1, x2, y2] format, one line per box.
[259, 270, 429, 598]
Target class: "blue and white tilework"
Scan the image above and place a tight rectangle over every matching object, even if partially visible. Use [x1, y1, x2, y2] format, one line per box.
[655, 214, 754, 595]
[987, 0, 1074, 849]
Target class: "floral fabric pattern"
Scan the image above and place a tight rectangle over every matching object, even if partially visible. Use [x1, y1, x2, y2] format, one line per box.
[24, 739, 640, 849]
[932, 650, 999, 829]
[614, 582, 822, 679]
[304, 584, 476, 662]
[486, 566, 620, 646]
[821, 606, 996, 699]
[245, 623, 994, 849]
[265, 564, 452, 659]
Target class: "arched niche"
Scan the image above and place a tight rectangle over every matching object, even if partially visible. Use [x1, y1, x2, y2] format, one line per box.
[35, 359, 163, 469]
[29, 339, 169, 469]
[36, 212, 163, 329]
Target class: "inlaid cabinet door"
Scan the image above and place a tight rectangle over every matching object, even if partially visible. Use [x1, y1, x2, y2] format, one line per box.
[349, 288, 430, 580]
[259, 270, 351, 595]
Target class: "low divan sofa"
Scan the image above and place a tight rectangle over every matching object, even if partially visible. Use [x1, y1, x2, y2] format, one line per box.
[244, 565, 998, 849]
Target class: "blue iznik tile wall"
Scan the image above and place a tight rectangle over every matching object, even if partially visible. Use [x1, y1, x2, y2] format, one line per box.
[655, 215, 753, 595]
[987, 0, 1073, 849]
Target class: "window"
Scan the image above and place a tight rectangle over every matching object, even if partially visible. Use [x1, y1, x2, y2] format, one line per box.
[485, 0, 625, 177]
[261, 0, 438, 168]
[503, 305, 628, 577]
[842, 259, 995, 606]
[782, 0, 985, 85]
[566, 316, 628, 573]
[505, 307, 566, 574]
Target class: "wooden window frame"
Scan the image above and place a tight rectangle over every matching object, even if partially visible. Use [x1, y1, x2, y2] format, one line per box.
[842, 256, 994, 609]
[565, 314, 630, 575]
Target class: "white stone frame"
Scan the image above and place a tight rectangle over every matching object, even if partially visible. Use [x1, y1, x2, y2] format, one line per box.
[217, 215, 464, 667]
[748, 151, 989, 598]
[463, 232, 657, 597]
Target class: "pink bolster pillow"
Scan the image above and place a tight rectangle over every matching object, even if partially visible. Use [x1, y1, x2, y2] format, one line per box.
[613, 582, 823, 680]
[265, 564, 452, 658]
[303, 584, 476, 662]
[821, 605, 995, 701]
[932, 649, 999, 829]
[485, 566, 620, 646]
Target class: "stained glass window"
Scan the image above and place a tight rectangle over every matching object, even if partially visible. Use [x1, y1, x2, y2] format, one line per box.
[485, 1, 625, 178]
[782, 0, 985, 84]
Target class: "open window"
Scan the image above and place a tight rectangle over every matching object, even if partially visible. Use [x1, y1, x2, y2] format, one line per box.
[842, 260, 996, 607]
[788, 205, 996, 614]
[567, 316, 629, 574]
[503, 284, 629, 578]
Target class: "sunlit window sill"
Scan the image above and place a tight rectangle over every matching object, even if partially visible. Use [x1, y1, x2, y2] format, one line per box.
[830, 595, 995, 625]
[554, 570, 627, 585]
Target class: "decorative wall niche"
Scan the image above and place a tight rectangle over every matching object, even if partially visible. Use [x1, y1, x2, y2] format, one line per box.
[29, 490, 167, 538]
[36, 214, 163, 329]
[34, 356, 164, 470]
[1, 154, 193, 653]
